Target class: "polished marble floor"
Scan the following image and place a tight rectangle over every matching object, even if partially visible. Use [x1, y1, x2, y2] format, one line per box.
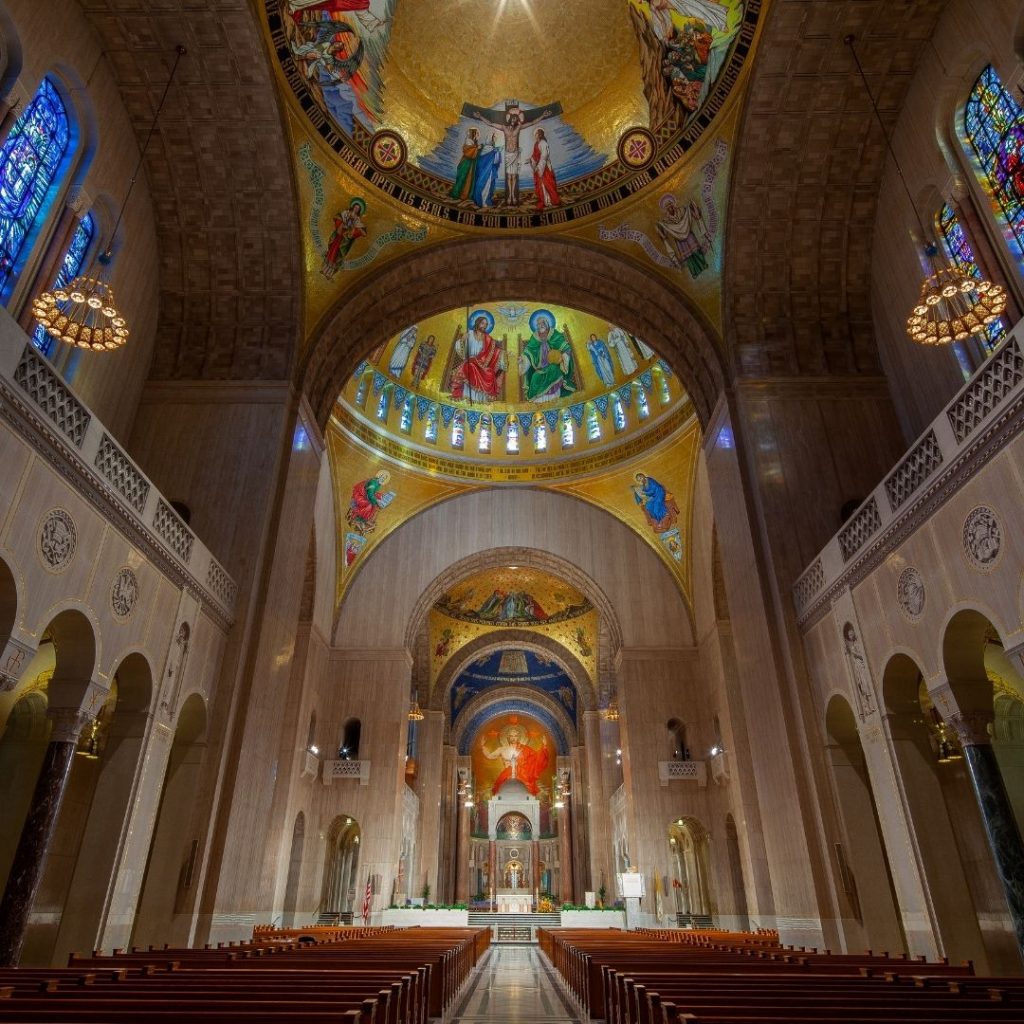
[451, 946, 582, 1024]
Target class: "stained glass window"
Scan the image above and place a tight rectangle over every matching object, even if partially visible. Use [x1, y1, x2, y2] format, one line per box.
[964, 65, 1024, 262]
[612, 396, 626, 432]
[376, 387, 391, 422]
[399, 394, 413, 434]
[654, 366, 671, 404]
[355, 371, 371, 407]
[534, 419, 547, 452]
[586, 404, 601, 442]
[33, 211, 93, 356]
[506, 418, 519, 453]
[424, 404, 438, 443]
[478, 414, 491, 453]
[0, 78, 71, 295]
[635, 382, 650, 420]
[451, 411, 464, 449]
[560, 409, 574, 448]
[937, 202, 1005, 354]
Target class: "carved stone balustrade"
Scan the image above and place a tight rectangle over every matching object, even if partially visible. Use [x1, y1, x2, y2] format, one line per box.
[658, 759, 708, 787]
[0, 310, 237, 626]
[322, 759, 371, 786]
[793, 324, 1024, 626]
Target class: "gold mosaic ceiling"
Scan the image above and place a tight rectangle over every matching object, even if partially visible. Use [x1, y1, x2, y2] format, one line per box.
[268, 0, 759, 226]
[333, 299, 691, 481]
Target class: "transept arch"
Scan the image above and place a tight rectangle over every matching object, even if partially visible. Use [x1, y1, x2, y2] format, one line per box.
[435, 630, 593, 716]
[301, 236, 726, 431]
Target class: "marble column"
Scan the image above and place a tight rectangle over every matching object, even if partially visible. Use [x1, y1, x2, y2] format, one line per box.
[455, 802, 470, 903]
[949, 710, 1024, 955]
[488, 840, 496, 909]
[532, 839, 541, 900]
[0, 707, 91, 966]
[558, 804, 573, 902]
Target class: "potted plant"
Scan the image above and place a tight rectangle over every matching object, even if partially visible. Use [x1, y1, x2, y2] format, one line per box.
[597, 885, 606, 909]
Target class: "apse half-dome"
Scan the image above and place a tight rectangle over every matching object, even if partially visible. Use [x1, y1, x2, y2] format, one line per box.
[334, 299, 692, 482]
[268, 0, 759, 225]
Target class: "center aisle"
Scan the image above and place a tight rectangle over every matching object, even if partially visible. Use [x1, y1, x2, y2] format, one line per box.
[451, 946, 582, 1024]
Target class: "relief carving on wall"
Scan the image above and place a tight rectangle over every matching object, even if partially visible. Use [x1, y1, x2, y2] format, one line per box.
[111, 567, 139, 620]
[38, 508, 77, 572]
[841, 621, 877, 722]
[896, 566, 925, 621]
[963, 505, 1002, 571]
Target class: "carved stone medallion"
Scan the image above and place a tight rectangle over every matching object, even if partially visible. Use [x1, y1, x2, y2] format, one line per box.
[38, 508, 77, 572]
[896, 567, 925, 621]
[111, 567, 139, 620]
[963, 505, 1002, 571]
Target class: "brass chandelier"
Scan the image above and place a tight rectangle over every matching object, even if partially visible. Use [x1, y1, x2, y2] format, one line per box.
[34, 46, 186, 353]
[846, 36, 1007, 349]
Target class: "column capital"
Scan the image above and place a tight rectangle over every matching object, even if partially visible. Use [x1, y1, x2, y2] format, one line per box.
[46, 706, 95, 744]
[0, 635, 35, 692]
[946, 709, 993, 748]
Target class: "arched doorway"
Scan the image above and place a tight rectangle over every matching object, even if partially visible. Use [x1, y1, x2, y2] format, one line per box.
[668, 817, 713, 925]
[940, 609, 1024, 972]
[131, 692, 208, 948]
[881, 652, 995, 969]
[824, 693, 903, 954]
[39, 653, 154, 965]
[320, 816, 360, 923]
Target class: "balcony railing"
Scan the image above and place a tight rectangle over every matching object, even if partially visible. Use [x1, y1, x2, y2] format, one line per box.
[658, 759, 708, 787]
[793, 324, 1024, 626]
[0, 312, 237, 624]
[322, 759, 371, 786]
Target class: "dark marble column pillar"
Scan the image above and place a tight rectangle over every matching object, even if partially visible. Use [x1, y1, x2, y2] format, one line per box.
[0, 707, 91, 966]
[532, 838, 541, 902]
[950, 710, 1024, 955]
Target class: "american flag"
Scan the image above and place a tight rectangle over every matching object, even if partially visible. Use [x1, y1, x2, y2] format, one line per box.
[361, 876, 373, 924]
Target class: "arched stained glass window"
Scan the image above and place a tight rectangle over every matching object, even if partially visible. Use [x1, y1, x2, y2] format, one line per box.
[560, 409, 574, 448]
[478, 414, 491, 453]
[424, 404, 438, 443]
[450, 410, 464, 450]
[937, 202, 1005, 354]
[506, 418, 519, 453]
[399, 394, 413, 434]
[586, 403, 601, 442]
[33, 211, 93, 357]
[964, 65, 1024, 260]
[0, 79, 71, 295]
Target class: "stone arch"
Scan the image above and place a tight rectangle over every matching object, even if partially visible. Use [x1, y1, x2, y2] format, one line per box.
[103, 647, 154, 708]
[941, 605, 1007, 690]
[0, 552, 17, 653]
[42, 607, 98, 697]
[0, 5, 23, 99]
[451, 683, 577, 754]
[432, 630, 594, 713]
[300, 236, 725, 431]
[407, 549, 624, 655]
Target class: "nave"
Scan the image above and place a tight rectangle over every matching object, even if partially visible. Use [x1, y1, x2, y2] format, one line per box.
[449, 946, 579, 1024]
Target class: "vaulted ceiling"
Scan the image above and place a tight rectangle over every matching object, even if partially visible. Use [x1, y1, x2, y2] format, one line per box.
[82, 0, 950, 390]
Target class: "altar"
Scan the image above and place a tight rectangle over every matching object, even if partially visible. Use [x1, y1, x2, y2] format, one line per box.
[495, 892, 534, 913]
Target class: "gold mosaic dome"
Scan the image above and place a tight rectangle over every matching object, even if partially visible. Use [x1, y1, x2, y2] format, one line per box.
[333, 299, 692, 481]
[268, 0, 759, 225]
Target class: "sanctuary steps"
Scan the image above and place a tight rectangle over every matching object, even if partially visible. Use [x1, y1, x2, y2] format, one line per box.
[540, 926, 1024, 1024]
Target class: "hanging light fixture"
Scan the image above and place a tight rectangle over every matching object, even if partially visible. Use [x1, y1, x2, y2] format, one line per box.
[34, 45, 186, 353]
[601, 696, 620, 722]
[75, 718, 101, 760]
[408, 696, 424, 721]
[845, 36, 1007, 348]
